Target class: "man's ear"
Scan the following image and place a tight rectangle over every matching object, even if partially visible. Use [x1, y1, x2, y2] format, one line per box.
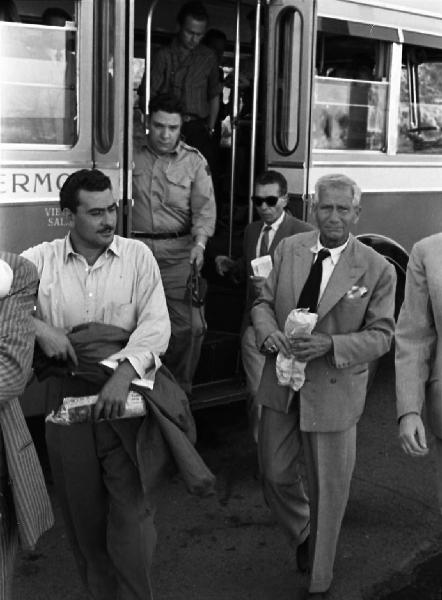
[63, 208, 75, 228]
[353, 206, 361, 224]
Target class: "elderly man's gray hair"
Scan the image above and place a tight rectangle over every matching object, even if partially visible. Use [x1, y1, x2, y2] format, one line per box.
[313, 174, 361, 207]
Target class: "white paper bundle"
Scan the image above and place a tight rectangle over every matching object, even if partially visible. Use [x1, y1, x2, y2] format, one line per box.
[276, 309, 318, 391]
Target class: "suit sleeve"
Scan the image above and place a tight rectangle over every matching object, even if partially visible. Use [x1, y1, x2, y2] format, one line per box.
[395, 243, 436, 418]
[251, 239, 285, 348]
[331, 260, 396, 367]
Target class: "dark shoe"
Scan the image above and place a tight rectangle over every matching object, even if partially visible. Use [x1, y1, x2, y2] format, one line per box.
[296, 536, 310, 573]
[301, 591, 328, 600]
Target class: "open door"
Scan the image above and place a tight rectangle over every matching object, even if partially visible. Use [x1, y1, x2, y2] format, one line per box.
[265, 0, 317, 207]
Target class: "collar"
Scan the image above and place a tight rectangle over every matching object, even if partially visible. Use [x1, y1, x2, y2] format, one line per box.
[261, 211, 285, 233]
[64, 233, 120, 263]
[310, 236, 349, 266]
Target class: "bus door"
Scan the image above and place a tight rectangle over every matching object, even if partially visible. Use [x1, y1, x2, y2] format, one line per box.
[92, 0, 134, 234]
[266, 0, 317, 219]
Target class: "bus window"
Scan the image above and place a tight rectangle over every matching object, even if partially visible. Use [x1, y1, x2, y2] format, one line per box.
[0, 6, 77, 146]
[274, 8, 302, 155]
[398, 45, 442, 154]
[94, 0, 115, 154]
[312, 32, 389, 151]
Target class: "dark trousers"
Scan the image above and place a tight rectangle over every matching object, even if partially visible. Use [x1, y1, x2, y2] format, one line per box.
[46, 419, 155, 600]
[181, 120, 215, 173]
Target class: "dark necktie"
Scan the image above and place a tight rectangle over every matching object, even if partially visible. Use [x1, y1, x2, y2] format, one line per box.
[259, 225, 272, 257]
[297, 248, 331, 312]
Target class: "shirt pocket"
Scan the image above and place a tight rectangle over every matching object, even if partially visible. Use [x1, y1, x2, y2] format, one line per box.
[164, 170, 191, 209]
[103, 302, 137, 332]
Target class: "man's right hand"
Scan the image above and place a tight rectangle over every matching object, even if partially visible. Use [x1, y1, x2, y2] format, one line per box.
[35, 319, 78, 366]
[399, 413, 429, 457]
[215, 255, 235, 276]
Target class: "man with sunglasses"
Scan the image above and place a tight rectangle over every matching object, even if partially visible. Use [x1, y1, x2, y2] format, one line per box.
[215, 170, 312, 437]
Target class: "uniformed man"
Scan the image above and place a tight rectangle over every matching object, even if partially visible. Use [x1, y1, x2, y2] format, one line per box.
[132, 93, 216, 393]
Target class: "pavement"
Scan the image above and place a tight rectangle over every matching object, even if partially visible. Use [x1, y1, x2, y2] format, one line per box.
[12, 350, 442, 600]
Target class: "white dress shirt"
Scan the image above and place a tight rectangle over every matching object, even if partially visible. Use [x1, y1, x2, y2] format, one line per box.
[255, 211, 286, 258]
[22, 234, 171, 381]
[310, 237, 350, 302]
[0, 260, 13, 298]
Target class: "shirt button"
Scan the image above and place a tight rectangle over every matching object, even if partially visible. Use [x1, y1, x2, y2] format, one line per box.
[330, 378, 337, 384]
[88, 293, 93, 297]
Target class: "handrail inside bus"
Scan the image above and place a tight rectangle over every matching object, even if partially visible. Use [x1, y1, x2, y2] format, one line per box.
[248, 0, 263, 223]
[228, 0, 242, 257]
[144, 0, 159, 129]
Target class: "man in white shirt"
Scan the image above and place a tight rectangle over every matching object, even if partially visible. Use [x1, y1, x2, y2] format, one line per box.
[252, 174, 396, 599]
[215, 171, 312, 435]
[22, 169, 170, 600]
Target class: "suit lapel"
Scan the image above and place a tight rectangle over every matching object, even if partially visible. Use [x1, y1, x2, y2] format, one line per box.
[316, 237, 365, 321]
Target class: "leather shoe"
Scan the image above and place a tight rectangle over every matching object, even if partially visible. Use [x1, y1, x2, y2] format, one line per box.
[296, 536, 310, 573]
[301, 591, 328, 599]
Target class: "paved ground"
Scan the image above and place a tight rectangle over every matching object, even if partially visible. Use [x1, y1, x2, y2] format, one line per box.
[13, 351, 442, 599]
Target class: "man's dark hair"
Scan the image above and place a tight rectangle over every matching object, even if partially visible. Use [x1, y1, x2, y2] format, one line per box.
[255, 170, 288, 197]
[42, 7, 72, 25]
[177, 1, 208, 26]
[202, 28, 227, 47]
[149, 94, 184, 117]
[60, 169, 112, 213]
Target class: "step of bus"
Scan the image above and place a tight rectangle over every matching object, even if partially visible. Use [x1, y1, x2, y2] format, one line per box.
[193, 330, 241, 386]
[190, 378, 247, 411]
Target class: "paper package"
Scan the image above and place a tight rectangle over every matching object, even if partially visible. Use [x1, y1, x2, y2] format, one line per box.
[276, 308, 318, 391]
[46, 390, 146, 425]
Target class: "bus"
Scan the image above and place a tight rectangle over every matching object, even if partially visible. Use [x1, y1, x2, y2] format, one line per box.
[1, 0, 442, 413]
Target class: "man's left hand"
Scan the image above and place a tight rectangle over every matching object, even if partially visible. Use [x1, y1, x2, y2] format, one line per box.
[291, 333, 333, 362]
[190, 244, 205, 270]
[94, 361, 136, 420]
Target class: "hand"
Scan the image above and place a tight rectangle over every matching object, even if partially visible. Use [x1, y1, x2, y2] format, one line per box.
[215, 255, 235, 276]
[263, 330, 292, 357]
[250, 275, 266, 296]
[35, 319, 78, 366]
[290, 333, 332, 362]
[94, 361, 135, 420]
[399, 413, 429, 457]
[190, 245, 205, 271]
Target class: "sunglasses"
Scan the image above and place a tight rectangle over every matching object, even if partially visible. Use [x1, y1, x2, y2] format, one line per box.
[251, 195, 280, 207]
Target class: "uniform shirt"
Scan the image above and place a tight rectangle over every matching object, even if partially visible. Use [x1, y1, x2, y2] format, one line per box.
[22, 235, 171, 380]
[310, 236, 350, 301]
[150, 38, 221, 120]
[132, 138, 216, 239]
[255, 211, 286, 258]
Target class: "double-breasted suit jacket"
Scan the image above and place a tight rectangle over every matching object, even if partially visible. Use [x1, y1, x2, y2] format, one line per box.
[235, 212, 313, 330]
[396, 233, 442, 438]
[252, 231, 396, 432]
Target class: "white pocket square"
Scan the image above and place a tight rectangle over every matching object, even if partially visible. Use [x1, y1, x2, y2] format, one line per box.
[345, 285, 368, 299]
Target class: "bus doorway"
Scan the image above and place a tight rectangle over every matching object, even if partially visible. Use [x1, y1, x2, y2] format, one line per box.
[131, 0, 267, 408]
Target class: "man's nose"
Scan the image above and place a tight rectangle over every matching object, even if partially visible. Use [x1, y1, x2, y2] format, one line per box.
[328, 207, 340, 221]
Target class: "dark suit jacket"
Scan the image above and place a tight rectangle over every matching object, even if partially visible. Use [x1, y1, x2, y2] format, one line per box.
[233, 212, 313, 329]
[252, 232, 396, 432]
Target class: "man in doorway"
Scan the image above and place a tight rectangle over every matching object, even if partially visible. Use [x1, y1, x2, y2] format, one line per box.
[132, 93, 216, 394]
[215, 170, 313, 437]
[252, 174, 396, 598]
[148, 1, 221, 165]
[22, 168, 171, 600]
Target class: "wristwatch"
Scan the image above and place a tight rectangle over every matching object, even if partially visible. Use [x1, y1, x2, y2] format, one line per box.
[208, 127, 215, 137]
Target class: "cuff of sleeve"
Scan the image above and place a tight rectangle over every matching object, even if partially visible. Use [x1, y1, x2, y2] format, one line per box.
[100, 352, 162, 390]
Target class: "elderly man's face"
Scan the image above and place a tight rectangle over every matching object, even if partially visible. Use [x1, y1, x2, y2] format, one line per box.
[314, 184, 360, 248]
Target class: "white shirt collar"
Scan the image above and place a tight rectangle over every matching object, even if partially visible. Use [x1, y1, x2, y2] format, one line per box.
[311, 236, 349, 265]
[261, 211, 285, 233]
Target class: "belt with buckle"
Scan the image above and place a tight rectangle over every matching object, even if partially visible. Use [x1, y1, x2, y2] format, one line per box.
[132, 230, 190, 240]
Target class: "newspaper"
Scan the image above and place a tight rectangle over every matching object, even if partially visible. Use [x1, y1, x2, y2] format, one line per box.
[46, 390, 146, 425]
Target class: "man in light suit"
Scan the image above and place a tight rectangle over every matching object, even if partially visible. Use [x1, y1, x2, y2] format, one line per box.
[395, 234, 442, 511]
[215, 170, 313, 434]
[0, 253, 54, 600]
[252, 174, 396, 598]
